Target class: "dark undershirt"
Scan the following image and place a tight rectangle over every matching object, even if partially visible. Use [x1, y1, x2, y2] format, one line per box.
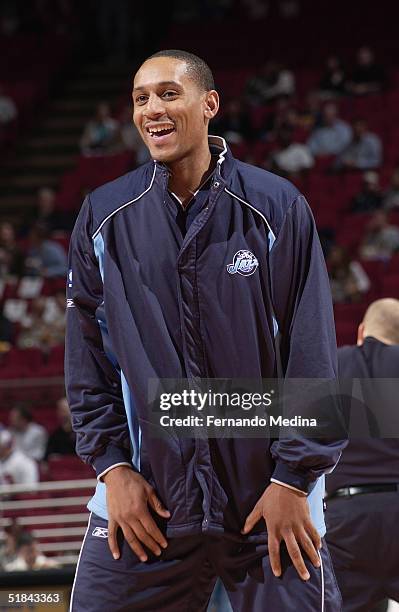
[167, 168, 215, 237]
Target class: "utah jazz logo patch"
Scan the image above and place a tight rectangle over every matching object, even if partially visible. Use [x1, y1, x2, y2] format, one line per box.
[227, 250, 259, 276]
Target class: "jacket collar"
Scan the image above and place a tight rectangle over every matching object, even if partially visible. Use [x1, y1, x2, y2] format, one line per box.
[154, 135, 235, 187]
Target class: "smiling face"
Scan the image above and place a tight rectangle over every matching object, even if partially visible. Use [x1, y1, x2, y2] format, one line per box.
[132, 57, 218, 164]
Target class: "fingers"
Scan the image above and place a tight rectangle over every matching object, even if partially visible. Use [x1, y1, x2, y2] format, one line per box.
[108, 519, 120, 560]
[140, 515, 168, 550]
[121, 524, 148, 562]
[241, 505, 261, 534]
[268, 534, 282, 578]
[306, 521, 322, 552]
[298, 528, 320, 569]
[132, 520, 163, 557]
[147, 490, 171, 519]
[284, 532, 310, 581]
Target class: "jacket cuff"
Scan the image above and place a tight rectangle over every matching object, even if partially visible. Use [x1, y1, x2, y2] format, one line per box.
[92, 444, 133, 480]
[271, 461, 314, 494]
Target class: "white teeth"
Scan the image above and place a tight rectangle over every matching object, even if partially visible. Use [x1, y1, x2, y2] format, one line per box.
[147, 124, 175, 135]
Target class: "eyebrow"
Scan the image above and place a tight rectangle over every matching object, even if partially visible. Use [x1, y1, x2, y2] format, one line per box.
[132, 80, 181, 92]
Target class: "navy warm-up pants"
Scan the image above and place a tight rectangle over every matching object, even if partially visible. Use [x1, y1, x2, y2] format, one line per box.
[70, 513, 342, 612]
[326, 491, 399, 612]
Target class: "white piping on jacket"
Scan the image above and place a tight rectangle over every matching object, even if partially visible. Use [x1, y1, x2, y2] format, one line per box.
[92, 163, 157, 239]
[224, 187, 276, 242]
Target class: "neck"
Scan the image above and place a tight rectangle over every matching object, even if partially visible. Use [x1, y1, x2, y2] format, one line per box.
[167, 139, 212, 208]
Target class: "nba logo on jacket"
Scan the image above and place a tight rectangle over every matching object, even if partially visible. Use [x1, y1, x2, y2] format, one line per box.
[227, 250, 259, 276]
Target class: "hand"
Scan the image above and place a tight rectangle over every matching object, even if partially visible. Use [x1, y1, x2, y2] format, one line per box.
[241, 483, 321, 581]
[104, 466, 170, 562]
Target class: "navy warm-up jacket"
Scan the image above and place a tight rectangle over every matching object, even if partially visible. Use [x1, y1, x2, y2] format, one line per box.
[65, 136, 343, 537]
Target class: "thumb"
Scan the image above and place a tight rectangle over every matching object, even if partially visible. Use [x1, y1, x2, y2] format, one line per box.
[241, 505, 262, 535]
[147, 490, 171, 518]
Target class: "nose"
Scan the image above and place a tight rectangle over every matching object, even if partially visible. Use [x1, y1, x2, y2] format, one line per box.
[144, 93, 166, 119]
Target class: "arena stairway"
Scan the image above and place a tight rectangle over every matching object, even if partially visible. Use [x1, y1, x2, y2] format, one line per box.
[0, 62, 132, 223]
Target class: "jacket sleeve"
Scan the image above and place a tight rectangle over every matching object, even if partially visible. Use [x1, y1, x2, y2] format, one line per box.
[269, 194, 345, 493]
[64, 196, 132, 479]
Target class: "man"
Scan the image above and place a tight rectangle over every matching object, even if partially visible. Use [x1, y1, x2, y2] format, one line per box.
[44, 397, 76, 461]
[9, 405, 48, 461]
[0, 428, 38, 485]
[326, 298, 399, 612]
[66, 50, 344, 611]
[4, 532, 58, 571]
[307, 102, 352, 157]
[335, 118, 382, 171]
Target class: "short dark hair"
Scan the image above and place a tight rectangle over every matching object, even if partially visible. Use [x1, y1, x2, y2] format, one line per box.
[145, 50, 215, 92]
[13, 405, 33, 422]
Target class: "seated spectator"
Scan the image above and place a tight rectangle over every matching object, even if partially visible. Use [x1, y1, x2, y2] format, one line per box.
[9, 406, 47, 461]
[0, 522, 24, 570]
[307, 102, 352, 157]
[298, 90, 323, 131]
[44, 397, 76, 460]
[335, 119, 382, 171]
[0, 305, 13, 349]
[118, 105, 150, 165]
[328, 245, 370, 303]
[260, 98, 298, 141]
[347, 46, 387, 96]
[351, 171, 383, 213]
[383, 168, 399, 211]
[4, 532, 58, 571]
[80, 102, 120, 156]
[318, 55, 347, 98]
[0, 221, 23, 277]
[0, 429, 38, 485]
[17, 296, 65, 351]
[0, 86, 17, 125]
[213, 98, 253, 144]
[24, 222, 67, 278]
[359, 211, 399, 260]
[245, 61, 295, 105]
[270, 127, 314, 177]
[35, 186, 71, 232]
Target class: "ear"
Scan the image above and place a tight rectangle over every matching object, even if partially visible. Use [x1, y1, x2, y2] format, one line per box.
[357, 322, 365, 346]
[204, 90, 219, 121]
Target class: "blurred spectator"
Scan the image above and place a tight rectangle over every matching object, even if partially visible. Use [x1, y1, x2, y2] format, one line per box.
[80, 102, 120, 156]
[328, 245, 370, 303]
[307, 102, 352, 157]
[35, 187, 70, 232]
[245, 61, 295, 105]
[44, 397, 76, 460]
[118, 105, 150, 165]
[335, 119, 382, 170]
[351, 171, 383, 213]
[0, 429, 38, 485]
[383, 168, 399, 211]
[213, 98, 253, 144]
[18, 296, 65, 351]
[9, 406, 47, 461]
[298, 91, 323, 131]
[271, 127, 314, 176]
[347, 46, 387, 96]
[260, 98, 297, 141]
[319, 55, 347, 98]
[0, 522, 24, 570]
[0, 306, 13, 349]
[4, 532, 58, 571]
[24, 222, 67, 278]
[0, 222, 24, 277]
[359, 211, 399, 260]
[0, 86, 17, 125]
